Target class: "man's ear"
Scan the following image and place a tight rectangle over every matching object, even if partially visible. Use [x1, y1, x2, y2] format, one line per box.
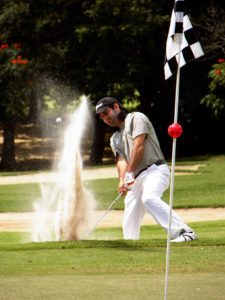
[114, 102, 121, 112]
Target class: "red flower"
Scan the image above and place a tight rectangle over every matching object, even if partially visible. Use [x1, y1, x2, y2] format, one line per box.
[218, 58, 225, 63]
[17, 57, 29, 64]
[20, 59, 29, 64]
[214, 70, 222, 75]
[10, 56, 29, 65]
[0, 43, 8, 49]
[11, 59, 17, 64]
[13, 43, 21, 49]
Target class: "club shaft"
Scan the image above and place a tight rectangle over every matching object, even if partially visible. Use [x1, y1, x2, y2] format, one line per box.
[82, 193, 122, 240]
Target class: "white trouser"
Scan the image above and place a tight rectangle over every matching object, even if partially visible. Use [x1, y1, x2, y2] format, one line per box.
[123, 164, 192, 240]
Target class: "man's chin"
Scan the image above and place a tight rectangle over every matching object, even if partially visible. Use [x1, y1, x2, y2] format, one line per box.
[106, 121, 116, 127]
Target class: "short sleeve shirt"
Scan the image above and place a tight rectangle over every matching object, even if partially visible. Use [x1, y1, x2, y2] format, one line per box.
[110, 112, 164, 176]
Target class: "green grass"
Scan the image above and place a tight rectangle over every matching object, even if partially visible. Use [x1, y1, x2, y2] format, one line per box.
[87, 155, 225, 209]
[0, 273, 224, 300]
[0, 155, 225, 212]
[0, 155, 225, 299]
[1, 220, 225, 275]
[0, 220, 225, 275]
[0, 183, 42, 212]
[0, 221, 225, 299]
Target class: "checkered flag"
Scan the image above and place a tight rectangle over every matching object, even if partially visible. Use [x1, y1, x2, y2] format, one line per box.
[164, 0, 204, 80]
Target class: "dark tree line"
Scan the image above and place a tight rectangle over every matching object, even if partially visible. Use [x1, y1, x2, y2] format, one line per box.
[0, 0, 224, 170]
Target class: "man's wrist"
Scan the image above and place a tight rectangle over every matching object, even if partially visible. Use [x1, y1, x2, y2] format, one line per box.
[124, 172, 135, 183]
[123, 172, 135, 190]
[124, 172, 134, 180]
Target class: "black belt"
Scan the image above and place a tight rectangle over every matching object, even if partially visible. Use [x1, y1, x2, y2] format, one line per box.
[135, 159, 167, 179]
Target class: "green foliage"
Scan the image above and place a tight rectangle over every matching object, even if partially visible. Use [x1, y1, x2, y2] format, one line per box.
[0, 40, 30, 121]
[122, 97, 141, 112]
[201, 58, 225, 118]
[0, 1, 31, 121]
[41, 84, 81, 115]
[0, 0, 224, 165]
[78, 0, 169, 102]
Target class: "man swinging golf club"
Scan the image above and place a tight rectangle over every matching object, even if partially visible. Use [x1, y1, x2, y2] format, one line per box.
[96, 96, 197, 242]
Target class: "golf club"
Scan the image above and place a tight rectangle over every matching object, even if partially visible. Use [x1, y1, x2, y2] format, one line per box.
[82, 192, 123, 240]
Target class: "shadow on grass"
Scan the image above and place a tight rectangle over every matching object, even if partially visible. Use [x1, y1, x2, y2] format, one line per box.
[2, 237, 225, 252]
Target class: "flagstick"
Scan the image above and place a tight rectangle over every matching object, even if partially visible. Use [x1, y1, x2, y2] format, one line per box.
[164, 44, 181, 300]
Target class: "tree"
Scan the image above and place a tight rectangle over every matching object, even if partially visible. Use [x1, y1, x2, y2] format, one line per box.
[197, 3, 225, 57]
[0, 0, 83, 169]
[75, 0, 225, 159]
[201, 58, 225, 118]
[197, 4, 225, 119]
[73, 0, 170, 162]
[0, 0, 170, 166]
[0, 37, 30, 169]
[1, 0, 224, 169]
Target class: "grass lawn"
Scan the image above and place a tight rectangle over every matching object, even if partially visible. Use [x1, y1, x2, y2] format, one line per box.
[86, 155, 225, 209]
[0, 183, 42, 212]
[0, 273, 224, 300]
[0, 155, 225, 212]
[0, 220, 225, 299]
[0, 155, 225, 299]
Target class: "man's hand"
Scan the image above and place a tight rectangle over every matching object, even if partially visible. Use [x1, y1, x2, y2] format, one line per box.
[118, 172, 135, 194]
[118, 179, 127, 195]
[124, 172, 135, 190]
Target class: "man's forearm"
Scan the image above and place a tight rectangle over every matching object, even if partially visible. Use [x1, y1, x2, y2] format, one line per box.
[116, 158, 129, 194]
[126, 134, 146, 173]
[126, 143, 144, 173]
[116, 158, 128, 180]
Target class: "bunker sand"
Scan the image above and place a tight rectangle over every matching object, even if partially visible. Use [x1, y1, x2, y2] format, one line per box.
[0, 208, 225, 232]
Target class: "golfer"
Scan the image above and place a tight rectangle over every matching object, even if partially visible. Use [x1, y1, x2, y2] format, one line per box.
[96, 97, 197, 242]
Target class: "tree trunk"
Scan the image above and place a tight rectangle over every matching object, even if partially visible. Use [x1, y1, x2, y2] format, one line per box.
[28, 89, 38, 123]
[0, 121, 16, 170]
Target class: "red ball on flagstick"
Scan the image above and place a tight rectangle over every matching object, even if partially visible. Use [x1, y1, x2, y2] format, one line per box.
[168, 123, 183, 138]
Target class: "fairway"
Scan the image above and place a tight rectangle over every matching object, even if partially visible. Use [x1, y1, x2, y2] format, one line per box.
[1, 156, 225, 212]
[0, 156, 225, 299]
[0, 220, 225, 300]
[0, 273, 224, 300]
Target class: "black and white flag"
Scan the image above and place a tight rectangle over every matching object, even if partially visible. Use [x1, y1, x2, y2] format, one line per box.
[164, 0, 204, 80]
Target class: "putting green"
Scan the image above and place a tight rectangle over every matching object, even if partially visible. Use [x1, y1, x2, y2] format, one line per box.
[0, 273, 224, 300]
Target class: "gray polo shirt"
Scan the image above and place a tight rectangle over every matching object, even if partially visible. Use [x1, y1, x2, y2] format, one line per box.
[110, 112, 164, 176]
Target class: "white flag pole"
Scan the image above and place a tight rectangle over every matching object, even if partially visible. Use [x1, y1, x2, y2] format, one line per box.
[164, 42, 181, 300]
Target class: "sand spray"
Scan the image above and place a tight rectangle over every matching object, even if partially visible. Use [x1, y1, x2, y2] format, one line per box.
[33, 96, 96, 241]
